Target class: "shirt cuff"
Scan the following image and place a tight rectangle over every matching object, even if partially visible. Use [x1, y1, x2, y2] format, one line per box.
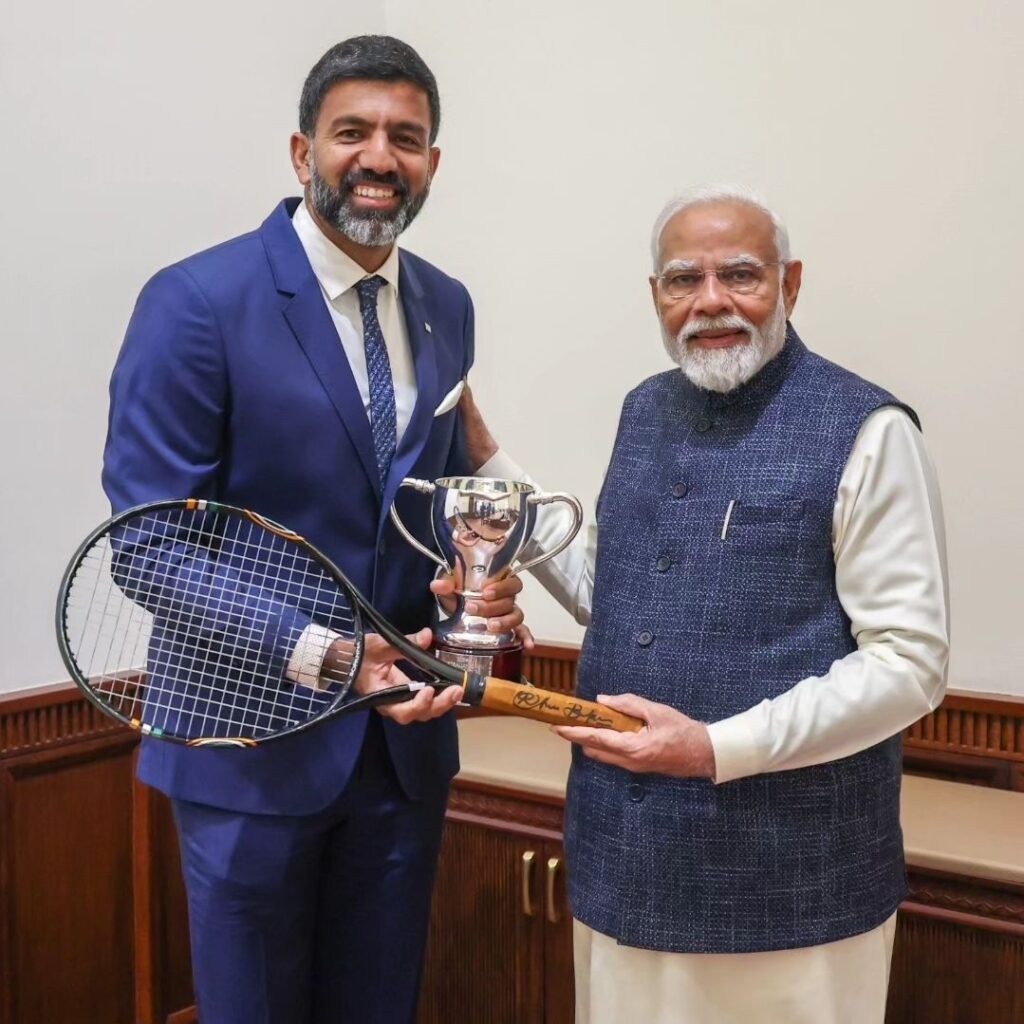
[477, 449, 528, 482]
[706, 709, 768, 784]
[285, 623, 342, 690]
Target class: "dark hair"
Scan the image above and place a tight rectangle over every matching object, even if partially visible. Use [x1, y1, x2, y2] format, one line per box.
[299, 35, 441, 144]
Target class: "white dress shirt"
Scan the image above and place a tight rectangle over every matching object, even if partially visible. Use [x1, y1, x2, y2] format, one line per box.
[284, 202, 417, 687]
[291, 199, 417, 442]
[479, 404, 950, 784]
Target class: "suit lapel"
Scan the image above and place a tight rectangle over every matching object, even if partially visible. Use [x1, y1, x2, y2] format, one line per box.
[381, 252, 440, 517]
[284, 279, 381, 494]
[261, 205, 443, 507]
[262, 200, 380, 495]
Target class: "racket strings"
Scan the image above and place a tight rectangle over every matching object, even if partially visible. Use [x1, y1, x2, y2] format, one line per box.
[62, 506, 361, 740]
[74, 517, 342, 736]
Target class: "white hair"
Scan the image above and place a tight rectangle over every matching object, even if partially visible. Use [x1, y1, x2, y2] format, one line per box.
[650, 184, 792, 272]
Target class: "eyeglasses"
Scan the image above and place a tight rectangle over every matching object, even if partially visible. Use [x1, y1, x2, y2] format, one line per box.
[656, 261, 785, 300]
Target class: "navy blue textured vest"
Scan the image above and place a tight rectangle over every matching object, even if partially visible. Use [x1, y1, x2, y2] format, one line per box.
[567, 329, 918, 953]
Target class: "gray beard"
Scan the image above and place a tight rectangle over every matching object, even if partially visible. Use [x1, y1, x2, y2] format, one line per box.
[307, 160, 429, 248]
[660, 293, 788, 393]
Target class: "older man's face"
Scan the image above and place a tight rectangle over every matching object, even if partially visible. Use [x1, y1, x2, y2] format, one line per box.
[650, 200, 802, 391]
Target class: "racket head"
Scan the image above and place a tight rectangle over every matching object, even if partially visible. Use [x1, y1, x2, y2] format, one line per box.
[56, 499, 365, 746]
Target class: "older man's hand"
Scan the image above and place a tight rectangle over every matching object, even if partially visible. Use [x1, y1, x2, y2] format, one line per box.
[429, 573, 535, 649]
[552, 693, 716, 779]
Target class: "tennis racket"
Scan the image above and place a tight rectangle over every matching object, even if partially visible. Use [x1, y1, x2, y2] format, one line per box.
[56, 498, 642, 747]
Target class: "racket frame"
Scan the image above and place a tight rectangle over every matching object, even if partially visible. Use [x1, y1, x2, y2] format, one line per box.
[55, 498, 371, 746]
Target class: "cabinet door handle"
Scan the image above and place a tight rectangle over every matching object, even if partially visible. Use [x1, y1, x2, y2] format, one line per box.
[546, 856, 561, 924]
[521, 850, 537, 917]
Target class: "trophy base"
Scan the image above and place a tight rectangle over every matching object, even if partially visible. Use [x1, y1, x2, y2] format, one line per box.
[434, 640, 523, 682]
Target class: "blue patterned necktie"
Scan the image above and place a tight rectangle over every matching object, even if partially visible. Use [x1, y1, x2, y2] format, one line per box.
[355, 275, 397, 485]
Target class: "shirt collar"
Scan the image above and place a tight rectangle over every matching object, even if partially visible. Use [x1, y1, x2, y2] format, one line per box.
[291, 198, 401, 301]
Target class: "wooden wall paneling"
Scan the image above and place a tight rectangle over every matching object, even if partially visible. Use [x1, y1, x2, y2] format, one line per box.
[0, 733, 138, 1024]
[886, 911, 1024, 1023]
[905, 692, 1024, 790]
[523, 643, 582, 695]
[133, 772, 194, 1024]
[0, 751, 13, 1024]
[0, 683, 127, 758]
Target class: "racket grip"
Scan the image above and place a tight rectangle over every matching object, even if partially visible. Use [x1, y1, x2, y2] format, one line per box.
[464, 676, 643, 733]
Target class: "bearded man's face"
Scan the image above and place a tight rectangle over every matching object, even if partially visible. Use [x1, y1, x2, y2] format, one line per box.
[651, 200, 801, 392]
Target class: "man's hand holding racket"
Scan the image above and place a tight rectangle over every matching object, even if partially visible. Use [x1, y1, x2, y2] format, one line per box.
[339, 629, 461, 724]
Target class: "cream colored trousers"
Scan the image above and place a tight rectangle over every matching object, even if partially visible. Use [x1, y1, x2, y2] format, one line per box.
[573, 913, 897, 1024]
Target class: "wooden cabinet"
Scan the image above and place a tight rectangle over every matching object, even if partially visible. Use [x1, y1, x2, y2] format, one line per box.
[6, 685, 1024, 1024]
[417, 778, 574, 1024]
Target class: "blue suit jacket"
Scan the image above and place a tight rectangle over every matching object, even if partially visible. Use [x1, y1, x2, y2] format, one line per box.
[103, 198, 472, 815]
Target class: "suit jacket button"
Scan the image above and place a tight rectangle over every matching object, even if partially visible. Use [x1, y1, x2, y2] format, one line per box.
[655, 556, 671, 572]
[628, 783, 645, 802]
[672, 483, 688, 498]
[695, 417, 712, 433]
[637, 630, 654, 647]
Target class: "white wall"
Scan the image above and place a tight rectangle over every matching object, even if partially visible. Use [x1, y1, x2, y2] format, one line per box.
[0, 1, 386, 690]
[2, 0, 1022, 695]
[388, 0, 1024, 694]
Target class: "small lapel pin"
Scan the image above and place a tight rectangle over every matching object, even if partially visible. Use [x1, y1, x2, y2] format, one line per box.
[424, 322, 432, 333]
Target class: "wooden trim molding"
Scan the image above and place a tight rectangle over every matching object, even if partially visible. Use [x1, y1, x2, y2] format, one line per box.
[10, 652, 1023, 786]
[903, 867, 1024, 938]
[0, 682, 131, 761]
[904, 692, 1024, 772]
[447, 779, 567, 842]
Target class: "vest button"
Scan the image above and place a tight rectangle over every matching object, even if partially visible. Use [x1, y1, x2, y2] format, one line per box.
[636, 630, 654, 647]
[695, 417, 712, 433]
[378, 540, 387, 557]
[655, 556, 671, 572]
[628, 783, 645, 802]
[671, 483, 688, 498]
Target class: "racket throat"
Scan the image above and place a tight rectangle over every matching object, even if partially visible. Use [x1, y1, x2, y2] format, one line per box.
[462, 672, 488, 707]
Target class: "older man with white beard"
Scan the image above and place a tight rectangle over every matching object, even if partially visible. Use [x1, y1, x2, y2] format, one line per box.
[461, 185, 950, 1023]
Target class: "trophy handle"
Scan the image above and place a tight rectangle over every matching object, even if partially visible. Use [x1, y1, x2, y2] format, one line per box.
[389, 478, 451, 571]
[515, 492, 584, 576]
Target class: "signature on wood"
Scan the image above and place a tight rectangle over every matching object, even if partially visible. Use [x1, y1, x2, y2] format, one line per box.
[511, 690, 613, 727]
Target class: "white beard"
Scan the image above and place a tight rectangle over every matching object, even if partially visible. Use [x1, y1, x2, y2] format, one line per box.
[660, 292, 788, 393]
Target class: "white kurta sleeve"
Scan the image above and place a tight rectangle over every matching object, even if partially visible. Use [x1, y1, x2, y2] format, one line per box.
[477, 450, 596, 626]
[707, 406, 950, 784]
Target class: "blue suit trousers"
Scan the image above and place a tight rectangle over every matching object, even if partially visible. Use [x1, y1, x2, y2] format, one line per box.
[173, 718, 448, 1024]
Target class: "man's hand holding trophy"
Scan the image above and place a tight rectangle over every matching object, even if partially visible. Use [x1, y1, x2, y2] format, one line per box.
[390, 476, 582, 681]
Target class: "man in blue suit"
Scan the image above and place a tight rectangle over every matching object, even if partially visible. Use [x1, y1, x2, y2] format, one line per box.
[103, 36, 523, 1024]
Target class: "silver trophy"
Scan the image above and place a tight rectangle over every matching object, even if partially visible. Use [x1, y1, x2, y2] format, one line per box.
[389, 477, 583, 680]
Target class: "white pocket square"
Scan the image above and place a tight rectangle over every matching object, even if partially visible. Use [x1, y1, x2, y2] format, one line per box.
[433, 378, 465, 416]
